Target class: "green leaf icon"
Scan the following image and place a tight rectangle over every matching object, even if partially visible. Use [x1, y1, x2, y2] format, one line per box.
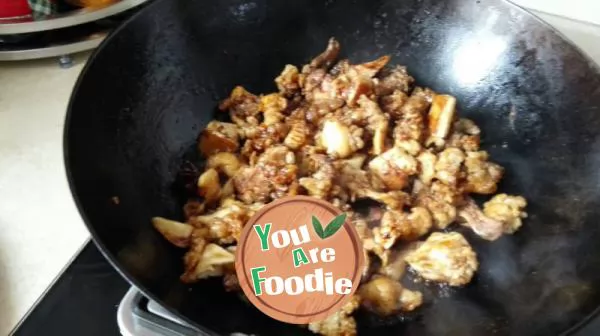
[312, 215, 325, 239]
[312, 213, 347, 240]
[323, 213, 347, 239]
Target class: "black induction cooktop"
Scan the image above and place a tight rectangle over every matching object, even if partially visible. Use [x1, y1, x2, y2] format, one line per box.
[10, 240, 600, 336]
[11, 241, 129, 336]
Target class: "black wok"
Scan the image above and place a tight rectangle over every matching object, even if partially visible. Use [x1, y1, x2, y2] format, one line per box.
[64, 0, 600, 334]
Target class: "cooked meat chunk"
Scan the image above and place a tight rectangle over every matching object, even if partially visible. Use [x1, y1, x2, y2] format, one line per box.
[183, 199, 205, 219]
[412, 87, 436, 103]
[257, 146, 297, 188]
[435, 147, 465, 187]
[305, 98, 345, 125]
[406, 207, 433, 237]
[299, 154, 335, 198]
[180, 231, 207, 283]
[275, 64, 301, 96]
[399, 287, 424, 311]
[241, 122, 289, 159]
[233, 165, 271, 203]
[355, 95, 389, 155]
[343, 56, 390, 106]
[196, 168, 221, 203]
[352, 212, 391, 268]
[428, 94, 456, 139]
[284, 118, 311, 150]
[332, 154, 408, 209]
[378, 242, 423, 281]
[339, 153, 367, 170]
[373, 207, 432, 250]
[363, 190, 409, 210]
[329, 59, 350, 76]
[379, 250, 406, 282]
[188, 200, 262, 245]
[181, 241, 235, 283]
[341, 72, 374, 107]
[353, 55, 390, 78]
[455, 118, 480, 134]
[309, 54, 388, 108]
[303, 68, 328, 94]
[360, 276, 423, 315]
[375, 65, 414, 95]
[414, 181, 461, 229]
[319, 119, 365, 158]
[152, 217, 194, 248]
[298, 146, 328, 175]
[219, 179, 236, 201]
[350, 213, 374, 276]
[457, 198, 504, 241]
[219, 86, 261, 127]
[189, 203, 249, 244]
[234, 146, 298, 203]
[405, 232, 478, 286]
[417, 150, 437, 185]
[351, 215, 375, 259]
[368, 147, 418, 190]
[483, 194, 528, 234]
[373, 211, 403, 250]
[260, 93, 288, 126]
[430, 180, 464, 205]
[334, 155, 372, 199]
[380, 90, 409, 120]
[308, 37, 341, 70]
[393, 87, 432, 145]
[396, 139, 422, 156]
[325, 95, 389, 155]
[198, 121, 240, 156]
[463, 151, 504, 194]
[308, 295, 360, 336]
[447, 118, 481, 152]
[207, 152, 242, 177]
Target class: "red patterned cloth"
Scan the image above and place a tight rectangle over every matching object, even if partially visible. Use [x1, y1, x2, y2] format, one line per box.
[0, 0, 32, 19]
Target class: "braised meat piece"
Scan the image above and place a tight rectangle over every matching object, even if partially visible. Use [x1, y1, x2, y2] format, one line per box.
[458, 197, 504, 241]
[219, 86, 261, 127]
[393, 87, 433, 146]
[360, 276, 423, 314]
[375, 65, 414, 96]
[405, 232, 478, 286]
[234, 146, 298, 203]
[308, 295, 360, 336]
[369, 147, 418, 190]
[463, 151, 504, 194]
[483, 194, 528, 234]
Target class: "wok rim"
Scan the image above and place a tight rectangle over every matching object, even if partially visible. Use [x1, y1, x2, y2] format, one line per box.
[62, 0, 600, 334]
[62, 0, 220, 333]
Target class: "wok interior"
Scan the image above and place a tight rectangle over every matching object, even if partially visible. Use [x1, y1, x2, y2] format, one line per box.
[65, 0, 600, 334]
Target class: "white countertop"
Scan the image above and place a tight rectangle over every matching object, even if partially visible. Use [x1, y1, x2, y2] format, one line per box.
[512, 0, 600, 26]
[0, 53, 91, 335]
[0, 7, 599, 335]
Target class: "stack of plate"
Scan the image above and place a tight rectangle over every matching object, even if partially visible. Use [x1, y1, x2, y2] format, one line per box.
[0, 0, 148, 61]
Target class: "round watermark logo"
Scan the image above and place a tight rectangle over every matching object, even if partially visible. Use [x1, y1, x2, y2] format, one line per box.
[235, 196, 364, 324]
